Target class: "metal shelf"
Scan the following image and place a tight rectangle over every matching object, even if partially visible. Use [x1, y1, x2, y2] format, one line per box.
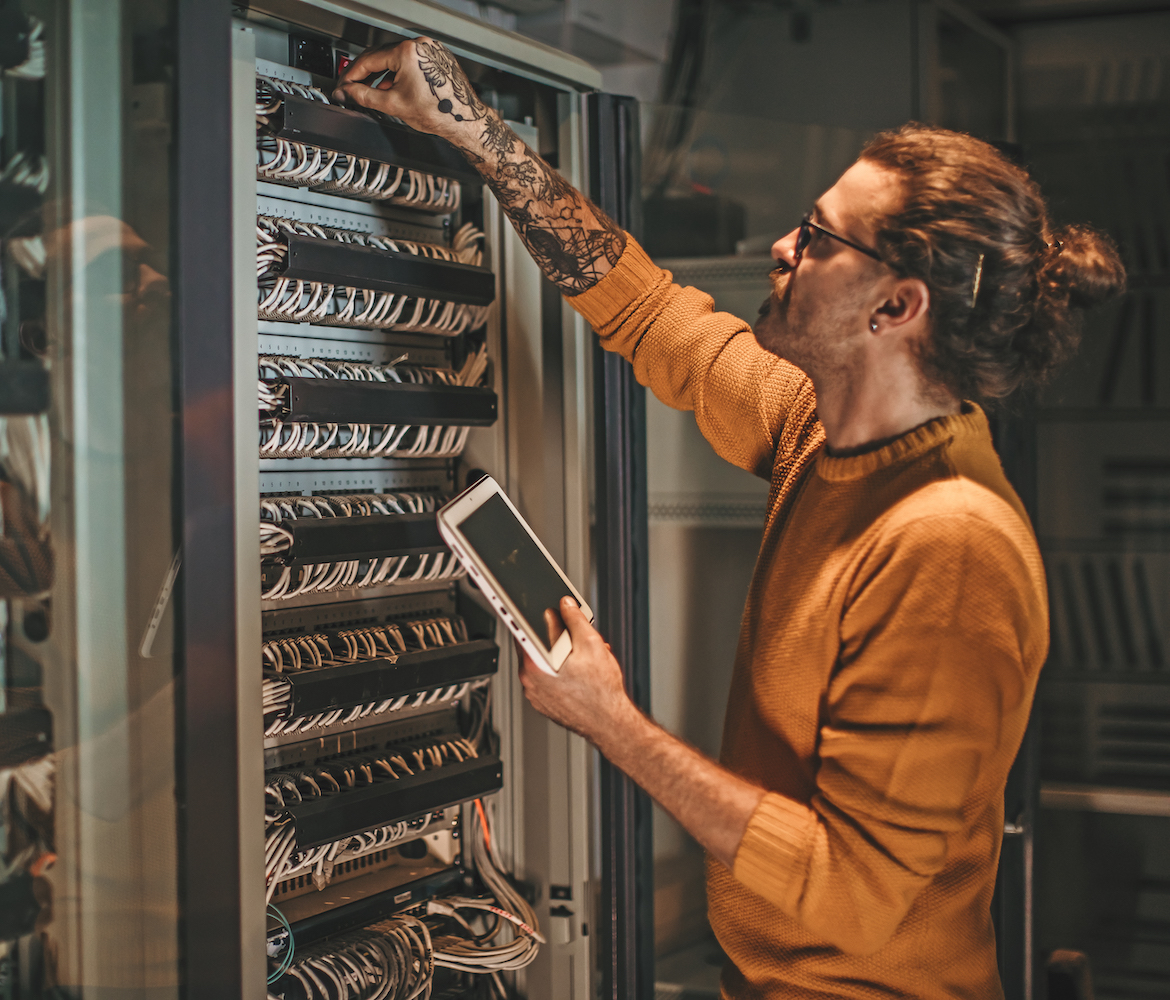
[279, 866, 466, 948]
[1040, 782, 1170, 817]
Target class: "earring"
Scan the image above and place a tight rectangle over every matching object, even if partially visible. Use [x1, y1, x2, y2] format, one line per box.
[869, 318, 878, 332]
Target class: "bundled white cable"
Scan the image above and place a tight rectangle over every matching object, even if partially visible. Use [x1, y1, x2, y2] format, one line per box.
[268, 912, 435, 1000]
[264, 796, 542, 996]
[259, 492, 467, 601]
[256, 215, 488, 336]
[1, 152, 49, 196]
[257, 74, 462, 213]
[427, 799, 543, 977]
[4, 16, 44, 81]
[0, 415, 50, 523]
[257, 345, 489, 461]
[260, 490, 446, 558]
[264, 736, 480, 904]
[262, 614, 479, 736]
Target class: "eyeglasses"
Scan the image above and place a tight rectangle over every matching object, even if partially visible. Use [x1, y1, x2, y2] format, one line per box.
[794, 213, 883, 265]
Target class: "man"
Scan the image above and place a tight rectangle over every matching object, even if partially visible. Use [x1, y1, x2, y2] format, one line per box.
[336, 39, 1124, 998]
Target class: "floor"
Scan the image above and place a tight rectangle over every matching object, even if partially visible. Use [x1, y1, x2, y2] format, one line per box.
[654, 934, 725, 999]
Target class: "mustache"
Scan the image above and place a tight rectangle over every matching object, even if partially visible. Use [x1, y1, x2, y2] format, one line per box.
[759, 266, 792, 316]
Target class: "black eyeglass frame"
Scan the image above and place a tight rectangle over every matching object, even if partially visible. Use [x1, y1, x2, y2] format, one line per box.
[795, 213, 883, 264]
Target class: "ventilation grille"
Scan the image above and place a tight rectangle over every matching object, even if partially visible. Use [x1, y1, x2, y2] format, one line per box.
[1045, 549, 1168, 674]
[1040, 680, 1170, 789]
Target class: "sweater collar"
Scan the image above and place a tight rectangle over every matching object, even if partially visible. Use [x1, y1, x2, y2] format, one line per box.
[815, 402, 988, 482]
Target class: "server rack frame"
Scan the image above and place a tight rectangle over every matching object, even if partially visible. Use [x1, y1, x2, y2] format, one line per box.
[173, 4, 657, 998]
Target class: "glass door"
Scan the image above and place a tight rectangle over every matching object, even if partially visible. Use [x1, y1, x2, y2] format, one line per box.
[0, 1, 182, 996]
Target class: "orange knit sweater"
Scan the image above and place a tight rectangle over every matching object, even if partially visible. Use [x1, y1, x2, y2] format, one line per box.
[569, 239, 1048, 999]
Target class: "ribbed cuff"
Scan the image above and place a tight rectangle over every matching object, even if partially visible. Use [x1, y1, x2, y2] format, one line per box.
[566, 237, 664, 333]
[732, 793, 817, 910]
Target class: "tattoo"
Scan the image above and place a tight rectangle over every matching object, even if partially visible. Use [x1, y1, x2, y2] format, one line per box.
[416, 39, 626, 293]
[480, 114, 517, 159]
[416, 40, 481, 122]
[480, 151, 625, 293]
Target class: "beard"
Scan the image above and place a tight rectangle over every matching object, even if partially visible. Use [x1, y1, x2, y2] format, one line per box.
[752, 268, 867, 382]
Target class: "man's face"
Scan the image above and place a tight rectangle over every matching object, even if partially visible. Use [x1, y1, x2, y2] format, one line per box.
[753, 159, 900, 381]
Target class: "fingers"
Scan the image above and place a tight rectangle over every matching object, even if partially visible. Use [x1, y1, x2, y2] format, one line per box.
[333, 80, 389, 112]
[338, 42, 405, 85]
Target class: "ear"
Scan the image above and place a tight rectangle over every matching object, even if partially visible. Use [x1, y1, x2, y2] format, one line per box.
[872, 277, 930, 337]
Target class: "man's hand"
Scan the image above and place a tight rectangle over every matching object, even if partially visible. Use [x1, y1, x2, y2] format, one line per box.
[517, 597, 637, 745]
[517, 598, 765, 870]
[333, 38, 626, 295]
[334, 38, 500, 150]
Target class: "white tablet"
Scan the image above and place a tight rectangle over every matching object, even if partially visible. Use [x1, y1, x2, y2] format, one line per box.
[437, 475, 593, 675]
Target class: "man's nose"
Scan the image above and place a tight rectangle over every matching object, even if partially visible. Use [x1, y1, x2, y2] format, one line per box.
[772, 226, 800, 271]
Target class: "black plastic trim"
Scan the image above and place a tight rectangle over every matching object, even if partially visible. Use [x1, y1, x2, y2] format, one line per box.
[281, 867, 465, 948]
[279, 639, 498, 717]
[269, 92, 481, 185]
[0, 707, 52, 768]
[280, 234, 495, 306]
[271, 378, 497, 426]
[590, 92, 654, 1000]
[289, 754, 502, 850]
[268, 511, 445, 565]
[0, 363, 48, 414]
[176, 3, 241, 997]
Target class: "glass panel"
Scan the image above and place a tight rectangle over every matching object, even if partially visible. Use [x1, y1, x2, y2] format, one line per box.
[933, 12, 1008, 141]
[1019, 12, 1170, 994]
[0, 1, 179, 995]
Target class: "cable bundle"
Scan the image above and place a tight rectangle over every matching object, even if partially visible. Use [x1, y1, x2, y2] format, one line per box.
[256, 215, 488, 335]
[427, 800, 543, 986]
[267, 912, 435, 1000]
[260, 492, 465, 601]
[258, 345, 489, 461]
[265, 800, 542, 999]
[268, 812, 439, 904]
[262, 614, 479, 736]
[260, 489, 447, 557]
[256, 75, 461, 213]
[264, 736, 480, 904]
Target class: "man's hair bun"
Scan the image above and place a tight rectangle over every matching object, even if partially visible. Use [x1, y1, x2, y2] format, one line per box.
[860, 124, 1126, 402]
[1044, 224, 1126, 310]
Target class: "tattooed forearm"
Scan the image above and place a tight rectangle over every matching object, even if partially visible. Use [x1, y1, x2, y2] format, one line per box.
[414, 39, 626, 294]
[480, 151, 626, 293]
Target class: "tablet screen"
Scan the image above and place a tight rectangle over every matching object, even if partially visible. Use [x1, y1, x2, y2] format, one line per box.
[457, 493, 572, 649]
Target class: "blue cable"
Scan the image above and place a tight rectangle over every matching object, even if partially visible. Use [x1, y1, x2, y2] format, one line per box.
[267, 903, 295, 984]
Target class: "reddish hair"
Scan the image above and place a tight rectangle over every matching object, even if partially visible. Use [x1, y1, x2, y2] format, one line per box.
[860, 124, 1125, 401]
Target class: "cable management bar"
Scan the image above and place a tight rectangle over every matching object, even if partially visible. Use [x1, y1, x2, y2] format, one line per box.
[262, 612, 495, 734]
[266, 736, 502, 852]
[260, 493, 465, 601]
[256, 75, 478, 210]
[258, 349, 493, 461]
[257, 217, 493, 336]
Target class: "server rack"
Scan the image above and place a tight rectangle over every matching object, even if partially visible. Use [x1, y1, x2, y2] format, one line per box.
[0, 2, 649, 998]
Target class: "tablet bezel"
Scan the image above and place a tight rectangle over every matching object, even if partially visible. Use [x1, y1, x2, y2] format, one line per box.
[437, 475, 593, 675]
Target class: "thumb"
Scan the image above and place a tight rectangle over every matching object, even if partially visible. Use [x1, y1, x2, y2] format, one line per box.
[559, 596, 597, 646]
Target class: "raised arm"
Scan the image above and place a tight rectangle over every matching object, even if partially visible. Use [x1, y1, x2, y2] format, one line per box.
[337, 39, 816, 476]
[335, 38, 624, 295]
